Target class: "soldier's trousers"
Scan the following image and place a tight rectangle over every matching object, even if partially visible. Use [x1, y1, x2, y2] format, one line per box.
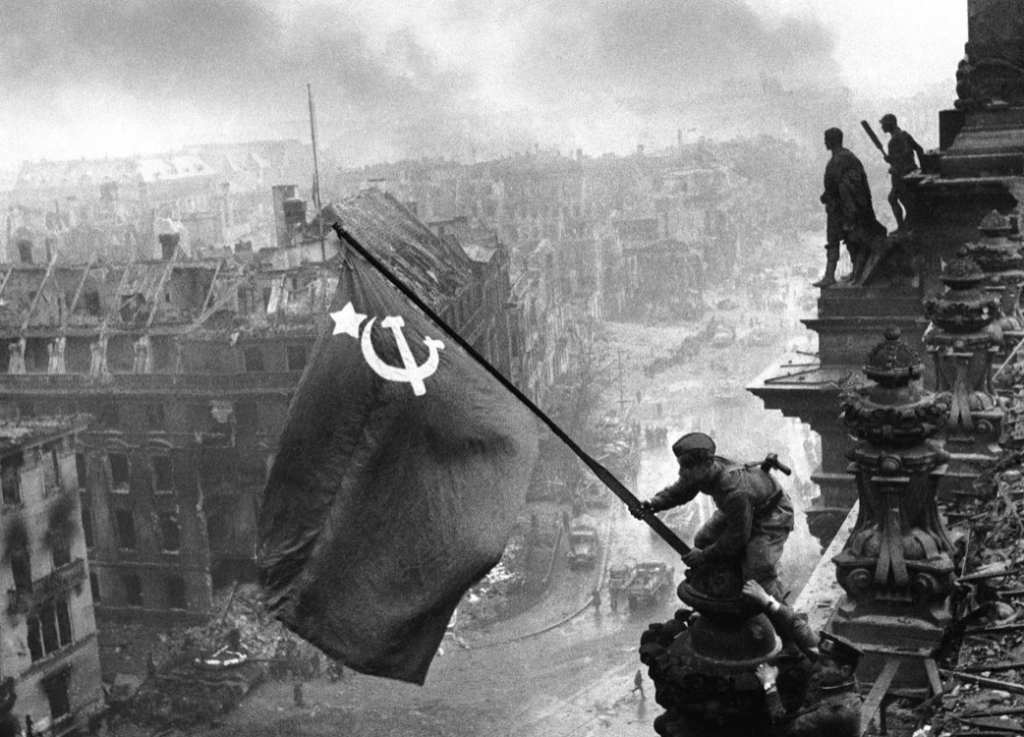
[695, 515, 791, 600]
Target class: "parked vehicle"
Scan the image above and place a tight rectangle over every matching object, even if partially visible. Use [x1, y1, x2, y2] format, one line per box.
[567, 522, 600, 569]
[624, 562, 673, 609]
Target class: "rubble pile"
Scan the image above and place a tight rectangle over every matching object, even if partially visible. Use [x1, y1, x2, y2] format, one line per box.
[886, 467, 1024, 735]
[114, 584, 328, 729]
[459, 533, 527, 626]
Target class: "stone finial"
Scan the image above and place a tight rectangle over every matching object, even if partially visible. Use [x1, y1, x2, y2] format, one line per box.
[862, 327, 923, 386]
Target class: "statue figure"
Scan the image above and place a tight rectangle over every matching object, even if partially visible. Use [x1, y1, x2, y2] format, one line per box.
[632, 432, 794, 600]
[814, 127, 888, 288]
[47, 337, 66, 375]
[132, 335, 152, 374]
[89, 333, 110, 378]
[744, 582, 863, 737]
[7, 338, 25, 375]
[879, 113, 925, 232]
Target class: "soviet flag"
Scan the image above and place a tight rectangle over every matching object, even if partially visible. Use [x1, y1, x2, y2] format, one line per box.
[257, 251, 538, 685]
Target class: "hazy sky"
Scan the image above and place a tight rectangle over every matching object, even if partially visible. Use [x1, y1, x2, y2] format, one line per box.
[0, 1, 970, 167]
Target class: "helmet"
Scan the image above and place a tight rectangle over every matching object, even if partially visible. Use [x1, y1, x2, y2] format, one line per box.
[671, 432, 716, 465]
[880, 113, 897, 127]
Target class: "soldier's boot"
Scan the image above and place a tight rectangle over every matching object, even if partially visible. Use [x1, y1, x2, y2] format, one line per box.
[812, 248, 839, 288]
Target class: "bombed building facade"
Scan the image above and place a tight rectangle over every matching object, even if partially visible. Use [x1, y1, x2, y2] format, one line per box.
[0, 416, 103, 735]
[0, 187, 523, 655]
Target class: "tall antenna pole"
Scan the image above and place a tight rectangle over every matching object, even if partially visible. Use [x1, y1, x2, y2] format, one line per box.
[307, 82, 326, 262]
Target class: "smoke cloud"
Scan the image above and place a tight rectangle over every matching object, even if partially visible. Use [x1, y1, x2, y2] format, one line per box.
[1, 0, 843, 165]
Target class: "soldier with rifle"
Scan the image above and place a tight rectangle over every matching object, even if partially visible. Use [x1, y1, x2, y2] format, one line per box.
[866, 113, 925, 232]
[631, 432, 794, 599]
[814, 127, 887, 289]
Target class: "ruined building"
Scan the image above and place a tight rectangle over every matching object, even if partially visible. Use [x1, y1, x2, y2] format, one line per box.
[0, 188, 521, 638]
[0, 416, 103, 735]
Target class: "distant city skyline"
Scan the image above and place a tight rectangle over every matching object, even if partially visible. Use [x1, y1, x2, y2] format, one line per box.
[1, 1, 968, 168]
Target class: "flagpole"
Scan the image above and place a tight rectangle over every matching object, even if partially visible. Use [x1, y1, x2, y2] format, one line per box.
[331, 221, 692, 558]
[308, 83, 326, 263]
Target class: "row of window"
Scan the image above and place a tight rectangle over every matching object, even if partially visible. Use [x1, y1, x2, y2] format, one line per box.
[242, 344, 307, 373]
[104, 509, 180, 553]
[105, 453, 173, 493]
[27, 595, 73, 663]
[105, 572, 187, 610]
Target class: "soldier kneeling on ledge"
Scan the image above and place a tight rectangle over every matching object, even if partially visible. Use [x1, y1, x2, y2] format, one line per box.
[632, 432, 794, 599]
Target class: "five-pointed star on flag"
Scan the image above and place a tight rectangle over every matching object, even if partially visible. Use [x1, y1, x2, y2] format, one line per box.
[330, 302, 367, 338]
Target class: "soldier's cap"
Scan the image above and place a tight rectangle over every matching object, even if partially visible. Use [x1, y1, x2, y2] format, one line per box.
[880, 113, 897, 126]
[672, 432, 716, 464]
[817, 632, 864, 664]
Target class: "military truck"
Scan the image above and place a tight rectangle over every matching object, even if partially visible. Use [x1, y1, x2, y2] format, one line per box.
[624, 562, 673, 609]
[567, 521, 600, 569]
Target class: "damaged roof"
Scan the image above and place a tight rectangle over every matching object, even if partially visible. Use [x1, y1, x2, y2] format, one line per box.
[0, 415, 88, 455]
[323, 189, 475, 308]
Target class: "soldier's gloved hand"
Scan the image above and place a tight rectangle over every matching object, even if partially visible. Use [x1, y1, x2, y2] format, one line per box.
[682, 548, 706, 568]
[631, 501, 654, 519]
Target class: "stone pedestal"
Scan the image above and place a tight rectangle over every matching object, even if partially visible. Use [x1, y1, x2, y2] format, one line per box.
[924, 250, 1005, 496]
[640, 561, 782, 737]
[830, 329, 955, 680]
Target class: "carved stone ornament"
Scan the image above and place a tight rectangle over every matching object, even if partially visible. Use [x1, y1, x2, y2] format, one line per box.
[842, 328, 948, 448]
[834, 329, 955, 635]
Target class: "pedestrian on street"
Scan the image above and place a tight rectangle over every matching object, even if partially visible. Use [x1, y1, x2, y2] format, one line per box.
[592, 587, 602, 610]
[632, 670, 646, 699]
[293, 681, 305, 708]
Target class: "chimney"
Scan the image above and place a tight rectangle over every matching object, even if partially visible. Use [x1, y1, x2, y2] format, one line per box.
[271, 184, 298, 248]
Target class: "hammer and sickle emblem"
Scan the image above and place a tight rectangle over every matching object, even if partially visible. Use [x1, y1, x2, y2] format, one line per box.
[360, 315, 445, 396]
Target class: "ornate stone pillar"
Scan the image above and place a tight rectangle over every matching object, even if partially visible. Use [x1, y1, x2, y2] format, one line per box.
[923, 250, 1004, 493]
[639, 558, 780, 736]
[961, 210, 1024, 367]
[832, 328, 954, 655]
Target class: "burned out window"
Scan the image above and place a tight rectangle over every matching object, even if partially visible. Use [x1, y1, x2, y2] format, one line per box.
[42, 445, 61, 495]
[27, 596, 73, 662]
[90, 572, 101, 603]
[123, 574, 143, 606]
[81, 290, 101, 317]
[166, 576, 187, 610]
[75, 453, 87, 489]
[158, 513, 180, 552]
[243, 347, 265, 373]
[115, 510, 136, 550]
[108, 453, 129, 492]
[51, 534, 71, 569]
[8, 536, 31, 591]
[17, 240, 33, 264]
[1, 453, 22, 504]
[43, 669, 72, 722]
[286, 344, 307, 372]
[145, 403, 165, 431]
[152, 456, 173, 493]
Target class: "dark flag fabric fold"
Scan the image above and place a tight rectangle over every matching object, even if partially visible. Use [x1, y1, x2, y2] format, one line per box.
[257, 252, 538, 685]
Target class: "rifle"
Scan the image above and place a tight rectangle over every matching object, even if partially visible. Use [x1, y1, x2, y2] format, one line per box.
[860, 120, 887, 159]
